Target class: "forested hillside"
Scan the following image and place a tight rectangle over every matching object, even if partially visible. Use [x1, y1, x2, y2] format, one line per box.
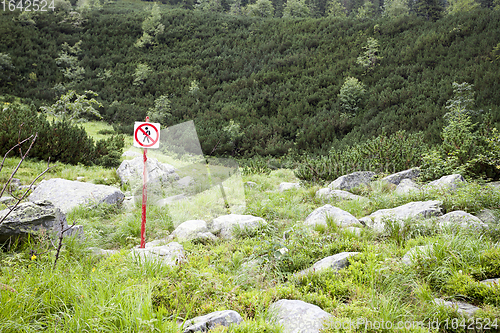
[1, 0, 500, 157]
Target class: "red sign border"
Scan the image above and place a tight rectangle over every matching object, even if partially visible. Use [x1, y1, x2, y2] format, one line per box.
[134, 123, 159, 148]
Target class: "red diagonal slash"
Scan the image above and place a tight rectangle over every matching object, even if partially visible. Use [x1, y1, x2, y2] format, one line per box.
[138, 126, 154, 142]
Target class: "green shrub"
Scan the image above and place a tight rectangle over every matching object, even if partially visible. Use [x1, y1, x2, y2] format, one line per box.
[241, 157, 272, 176]
[0, 102, 122, 167]
[443, 271, 500, 307]
[295, 130, 427, 182]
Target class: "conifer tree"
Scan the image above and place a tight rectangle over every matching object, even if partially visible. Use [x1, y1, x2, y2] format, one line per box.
[283, 0, 311, 17]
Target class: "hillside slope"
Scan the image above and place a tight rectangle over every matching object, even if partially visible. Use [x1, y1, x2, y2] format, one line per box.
[1, 4, 499, 156]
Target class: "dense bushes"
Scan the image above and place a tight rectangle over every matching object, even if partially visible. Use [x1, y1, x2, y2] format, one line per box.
[294, 130, 427, 182]
[0, 102, 123, 167]
[1, 6, 499, 158]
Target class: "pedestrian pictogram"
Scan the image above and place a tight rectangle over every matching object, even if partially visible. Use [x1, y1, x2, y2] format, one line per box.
[134, 122, 160, 149]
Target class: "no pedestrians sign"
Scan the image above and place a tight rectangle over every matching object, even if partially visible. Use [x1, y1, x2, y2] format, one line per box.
[134, 122, 160, 149]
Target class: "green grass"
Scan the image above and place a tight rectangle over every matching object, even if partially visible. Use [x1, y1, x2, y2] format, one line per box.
[2, 133, 500, 332]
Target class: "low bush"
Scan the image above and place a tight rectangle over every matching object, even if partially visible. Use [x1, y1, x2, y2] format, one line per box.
[295, 130, 428, 182]
[0, 102, 123, 167]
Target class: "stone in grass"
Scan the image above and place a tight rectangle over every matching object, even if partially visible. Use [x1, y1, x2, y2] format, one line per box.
[304, 204, 359, 229]
[209, 214, 266, 239]
[0, 200, 82, 243]
[359, 200, 443, 232]
[131, 242, 186, 267]
[244, 181, 257, 188]
[268, 299, 332, 333]
[279, 182, 300, 192]
[117, 156, 178, 186]
[28, 178, 124, 214]
[437, 211, 488, 229]
[296, 252, 360, 277]
[394, 179, 420, 195]
[328, 171, 376, 191]
[480, 278, 500, 287]
[401, 245, 434, 266]
[381, 168, 420, 186]
[171, 220, 217, 242]
[424, 174, 466, 191]
[182, 310, 243, 333]
[432, 298, 480, 317]
[315, 189, 366, 201]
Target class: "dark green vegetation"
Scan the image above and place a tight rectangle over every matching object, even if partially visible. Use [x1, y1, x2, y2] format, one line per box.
[0, 98, 124, 167]
[1, 1, 499, 159]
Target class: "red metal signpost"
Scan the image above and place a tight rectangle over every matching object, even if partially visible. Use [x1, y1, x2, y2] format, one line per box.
[141, 117, 149, 248]
[133, 117, 160, 248]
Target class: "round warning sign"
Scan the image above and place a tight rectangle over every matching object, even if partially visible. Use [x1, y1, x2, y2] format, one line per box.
[134, 122, 160, 149]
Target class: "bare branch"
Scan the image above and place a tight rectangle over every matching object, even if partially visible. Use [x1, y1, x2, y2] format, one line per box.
[0, 134, 36, 198]
[0, 135, 33, 175]
[53, 220, 77, 269]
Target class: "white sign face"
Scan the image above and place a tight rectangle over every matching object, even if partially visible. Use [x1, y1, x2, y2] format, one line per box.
[134, 122, 160, 149]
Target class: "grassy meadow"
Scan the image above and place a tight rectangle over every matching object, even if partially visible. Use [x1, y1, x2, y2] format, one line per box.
[1, 123, 500, 332]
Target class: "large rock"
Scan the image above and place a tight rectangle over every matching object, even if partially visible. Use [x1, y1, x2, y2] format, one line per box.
[360, 200, 443, 232]
[116, 156, 178, 186]
[296, 252, 360, 276]
[279, 182, 301, 192]
[432, 298, 480, 317]
[304, 205, 359, 228]
[131, 242, 185, 266]
[268, 299, 332, 333]
[480, 278, 500, 287]
[171, 220, 216, 242]
[437, 211, 488, 229]
[28, 178, 124, 214]
[315, 189, 366, 201]
[0, 201, 80, 243]
[425, 174, 466, 191]
[209, 214, 266, 239]
[182, 310, 243, 333]
[328, 171, 375, 191]
[394, 179, 420, 195]
[381, 168, 420, 186]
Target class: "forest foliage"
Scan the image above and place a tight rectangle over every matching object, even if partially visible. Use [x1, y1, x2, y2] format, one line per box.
[0, 0, 499, 161]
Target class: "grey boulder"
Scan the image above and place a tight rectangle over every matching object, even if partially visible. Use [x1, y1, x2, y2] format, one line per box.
[131, 242, 185, 266]
[328, 171, 375, 191]
[0, 201, 80, 243]
[432, 298, 480, 317]
[304, 205, 359, 228]
[182, 310, 243, 333]
[268, 299, 332, 333]
[425, 174, 466, 191]
[172, 220, 216, 242]
[315, 189, 366, 201]
[117, 156, 178, 186]
[437, 211, 488, 229]
[296, 252, 359, 277]
[381, 168, 420, 186]
[210, 214, 266, 239]
[279, 182, 300, 192]
[481, 278, 500, 286]
[28, 178, 124, 214]
[401, 245, 434, 266]
[360, 200, 443, 232]
[394, 179, 420, 195]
